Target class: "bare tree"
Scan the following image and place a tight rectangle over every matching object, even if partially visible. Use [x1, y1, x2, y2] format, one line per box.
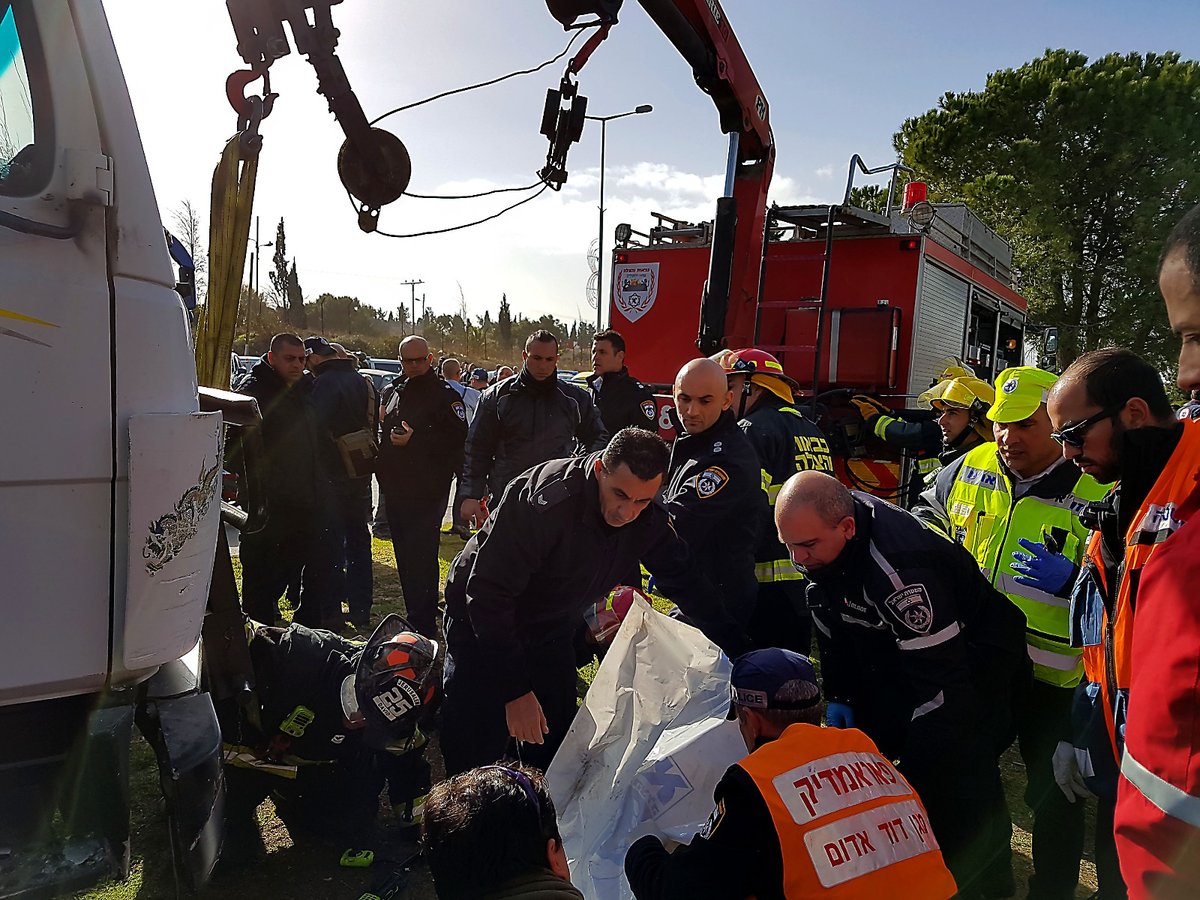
[170, 199, 207, 304]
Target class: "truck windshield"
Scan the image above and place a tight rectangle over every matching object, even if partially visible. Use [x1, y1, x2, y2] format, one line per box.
[0, 3, 38, 194]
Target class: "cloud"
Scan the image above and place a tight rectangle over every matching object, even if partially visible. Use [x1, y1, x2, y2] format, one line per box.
[815, 165, 835, 179]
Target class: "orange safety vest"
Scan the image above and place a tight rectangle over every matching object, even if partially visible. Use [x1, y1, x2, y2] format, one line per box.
[738, 724, 956, 899]
[1079, 420, 1200, 756]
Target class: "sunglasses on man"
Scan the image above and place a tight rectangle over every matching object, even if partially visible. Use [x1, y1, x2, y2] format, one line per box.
[1051, 403, 1125, 447]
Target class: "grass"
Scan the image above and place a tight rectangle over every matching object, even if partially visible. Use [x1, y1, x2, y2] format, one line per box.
[74, 537, 1099, 898]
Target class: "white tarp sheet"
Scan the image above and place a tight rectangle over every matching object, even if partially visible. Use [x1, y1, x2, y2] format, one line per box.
[546, 598, 747, 900]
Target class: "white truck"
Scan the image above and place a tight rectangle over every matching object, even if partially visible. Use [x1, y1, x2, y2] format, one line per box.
[1, 0, 228, 892]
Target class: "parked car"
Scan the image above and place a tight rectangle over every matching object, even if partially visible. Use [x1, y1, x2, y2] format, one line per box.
[370, 359, 403, 375]
[360, 368, 401, 396]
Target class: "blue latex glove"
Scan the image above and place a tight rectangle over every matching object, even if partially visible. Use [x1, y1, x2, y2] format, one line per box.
[826, 702, 856, 728]
[1011, 538, 1074, 594]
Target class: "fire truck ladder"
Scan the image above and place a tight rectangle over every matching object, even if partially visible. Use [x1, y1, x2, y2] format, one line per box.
[753, 156, 913, 400]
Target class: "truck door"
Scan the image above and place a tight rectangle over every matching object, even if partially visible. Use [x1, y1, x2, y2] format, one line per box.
[0, 0, 115, 703]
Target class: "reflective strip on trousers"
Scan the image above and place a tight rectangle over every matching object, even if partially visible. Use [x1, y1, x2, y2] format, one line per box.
[1122, 748, 1200, 828]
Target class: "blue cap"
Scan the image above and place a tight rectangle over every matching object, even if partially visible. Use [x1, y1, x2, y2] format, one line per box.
[727, 648, 821, 718]
[304, 336, 336, 357]
[471, 367, 488, 381]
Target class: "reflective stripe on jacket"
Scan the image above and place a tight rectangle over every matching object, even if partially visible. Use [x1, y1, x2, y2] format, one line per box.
[738, 723, 956, 899]
[740, 398, 833, 584]
[938, 446, 1107, 687]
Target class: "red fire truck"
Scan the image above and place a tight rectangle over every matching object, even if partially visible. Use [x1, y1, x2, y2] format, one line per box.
[543, 2, 1030, 501]
[610, 170, 1029, 499]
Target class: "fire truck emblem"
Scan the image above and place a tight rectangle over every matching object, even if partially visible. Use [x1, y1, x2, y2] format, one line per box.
[613, 263, 660, 324]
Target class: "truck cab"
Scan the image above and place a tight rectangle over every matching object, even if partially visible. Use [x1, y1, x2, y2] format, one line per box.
[1, 1, 223, 892]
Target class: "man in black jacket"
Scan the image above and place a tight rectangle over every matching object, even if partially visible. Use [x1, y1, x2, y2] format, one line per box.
[237, 333, 334, 627]
[776, 471, 1029, 896]
[308, 336, 376, 628]
[663, 358, 766, 629]
[376, 336, 468, 637]
[439, 428, 751, 776]
[459, 330, 606, 525]
[586, 329, 658, 434]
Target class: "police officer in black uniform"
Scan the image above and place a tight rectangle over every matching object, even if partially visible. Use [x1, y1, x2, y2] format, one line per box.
[722, 348, 834, 654]
[218, 615, 436, 868]
[586, 329, 658, 434]
[662, 358, 767, 629]
[439, 427, 751, 776]
[775, 471, 1029, 896]
[459, 330, 607, 525]
[376, 336, 468, 638]
[236, 332, 334, 627]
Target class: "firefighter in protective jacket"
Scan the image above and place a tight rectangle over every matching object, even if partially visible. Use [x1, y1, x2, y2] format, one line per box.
[722, 348, 833, 653]
[218, 615, 436, 868]
[775, 471, 1029, 897]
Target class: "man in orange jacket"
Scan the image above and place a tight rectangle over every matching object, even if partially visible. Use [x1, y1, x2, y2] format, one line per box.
[1107, 205, 1200, 897]
[624, 648, 956, 900]
[1048, 344, 1200, 899]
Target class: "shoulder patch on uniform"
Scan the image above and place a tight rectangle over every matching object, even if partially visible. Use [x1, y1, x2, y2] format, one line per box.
[451, 401, 466, 421]
[694, 466, 729, 499]
[884, 584, 933, 634]
[641, 399, 657, 420]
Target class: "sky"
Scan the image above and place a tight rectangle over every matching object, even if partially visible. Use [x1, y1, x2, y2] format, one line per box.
[102, 0, 1200, 335]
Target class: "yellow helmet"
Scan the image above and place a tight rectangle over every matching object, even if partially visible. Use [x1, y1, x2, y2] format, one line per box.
[932, 356, 976, 386]
[722, 348, 799, 404]
[920, 376, 995, 442]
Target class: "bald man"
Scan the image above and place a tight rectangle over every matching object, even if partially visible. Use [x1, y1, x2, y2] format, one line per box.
[775, 471, 1028, 895]
[662, 359, 767, 627]
[375, 335, 468, 636]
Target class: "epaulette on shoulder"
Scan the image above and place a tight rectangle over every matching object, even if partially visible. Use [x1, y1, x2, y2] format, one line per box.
[530, 470, 582, 511]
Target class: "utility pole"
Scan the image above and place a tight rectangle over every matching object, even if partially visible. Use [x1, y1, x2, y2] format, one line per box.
[400, 279, 424, 333]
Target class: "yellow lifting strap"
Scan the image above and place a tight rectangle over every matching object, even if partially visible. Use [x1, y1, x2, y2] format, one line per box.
[194, 134, 259, 389]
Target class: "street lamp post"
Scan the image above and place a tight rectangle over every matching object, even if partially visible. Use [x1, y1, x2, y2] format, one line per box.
[585, 104, 652, 332]
[244, 215, 274, 353]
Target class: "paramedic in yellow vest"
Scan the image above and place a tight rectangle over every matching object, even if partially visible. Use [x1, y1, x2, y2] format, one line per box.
[915, 366, 1110, 900]
[624, 648, 956, 900]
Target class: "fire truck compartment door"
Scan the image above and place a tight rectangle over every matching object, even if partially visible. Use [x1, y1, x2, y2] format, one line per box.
[825, 307, 902, 390]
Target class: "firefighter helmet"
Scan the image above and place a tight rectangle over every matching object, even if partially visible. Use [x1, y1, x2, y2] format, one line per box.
[342, 613, 439, 750]
[722, 348, 800, 405]
[920, 376, 995, 442]
[932, 356, 976, 386]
